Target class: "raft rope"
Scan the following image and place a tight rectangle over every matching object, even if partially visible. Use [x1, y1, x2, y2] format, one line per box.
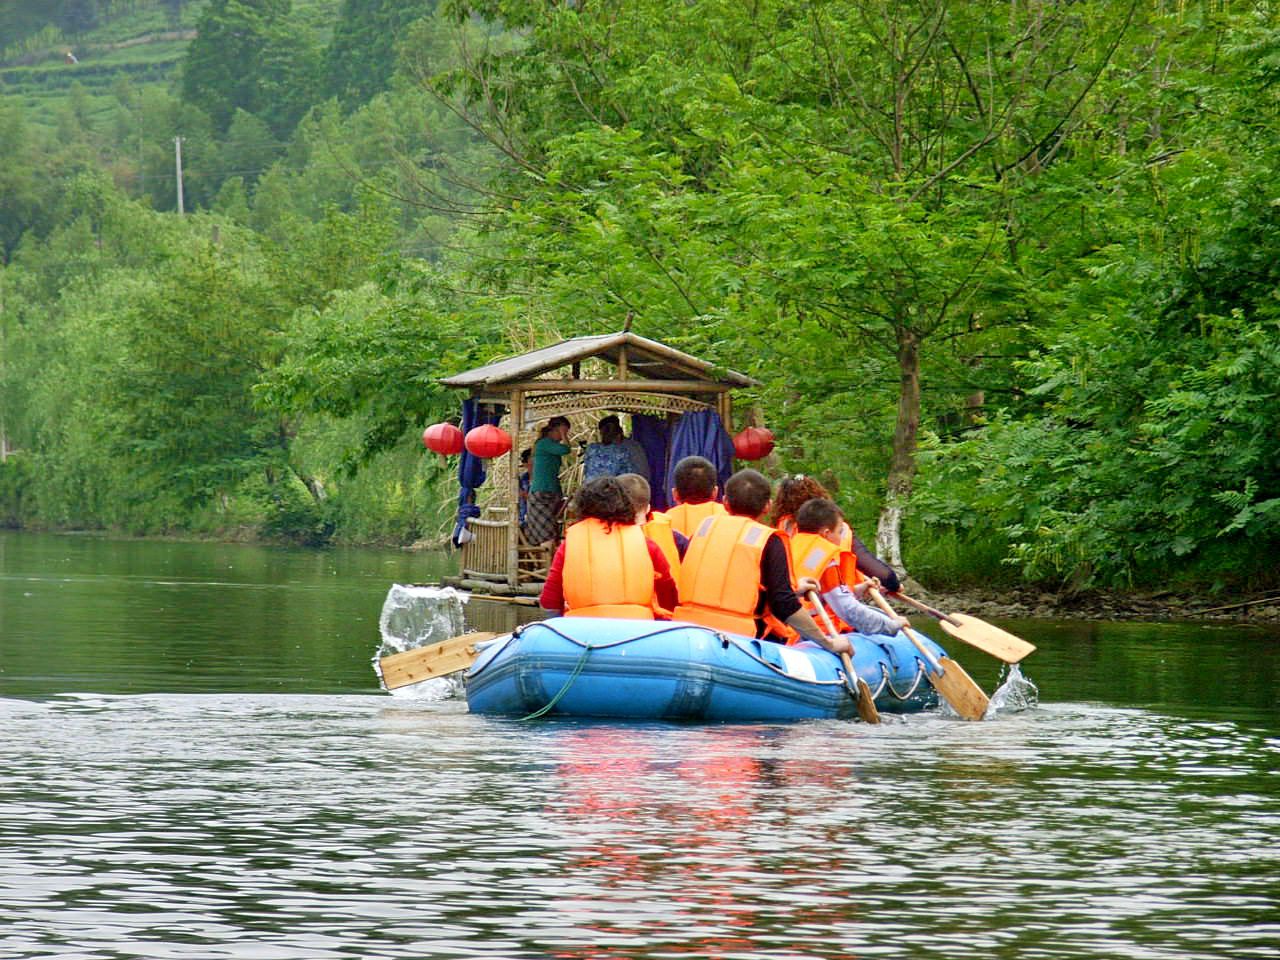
[508, 621, 932, 719]
[877, 659, 928, 701]
[516, 639, 596, 722]
[867, 668, 889, 701]
[513, 622, 715, 722]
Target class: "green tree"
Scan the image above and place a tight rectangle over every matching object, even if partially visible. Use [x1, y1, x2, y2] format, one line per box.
[424, 0, 1140, 570]
[257, 259, 502, 470]
[221, 108, 281, 189]
[915, 11, 1280, 589]
[58, 0, 99, 35]
[0, 100, 46, 262]
[325, 0, 436, 109]
[163, 0, 187, 28]
[181, 0, 322, 139]
[105, 244, 288, 508]
[0, 4, 52, 50]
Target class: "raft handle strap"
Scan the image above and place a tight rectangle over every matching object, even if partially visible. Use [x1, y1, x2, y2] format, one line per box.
[868, 667, 889, 701]
[878, 659, 928, 701]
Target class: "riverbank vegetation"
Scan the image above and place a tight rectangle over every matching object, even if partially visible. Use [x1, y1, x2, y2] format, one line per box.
[1, 0, 1277, 598]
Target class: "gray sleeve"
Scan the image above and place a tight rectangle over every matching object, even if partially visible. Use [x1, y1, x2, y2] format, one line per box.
[822, 586, 901, 636]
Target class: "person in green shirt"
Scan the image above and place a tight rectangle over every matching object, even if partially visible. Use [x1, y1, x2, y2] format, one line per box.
[524, 416, 571, 545]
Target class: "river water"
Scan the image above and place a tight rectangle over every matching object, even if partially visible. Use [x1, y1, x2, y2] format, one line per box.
[1, 530, 1277, 959]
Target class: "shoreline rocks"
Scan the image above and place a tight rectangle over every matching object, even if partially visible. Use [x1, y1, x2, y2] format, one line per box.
[910, 585, 1280, 625]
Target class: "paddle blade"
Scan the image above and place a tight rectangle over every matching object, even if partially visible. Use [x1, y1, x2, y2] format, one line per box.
[930, 656, 991, 721]
[939, 613, 1037, 664]
[839, 650, 881, 724]
[855, 677, 882, 724]
[377, 631, 500, 690]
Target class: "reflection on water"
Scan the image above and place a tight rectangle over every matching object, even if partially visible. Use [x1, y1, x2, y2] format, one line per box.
[2, 695, 1277, 959]
[2, 532, 1279, 959]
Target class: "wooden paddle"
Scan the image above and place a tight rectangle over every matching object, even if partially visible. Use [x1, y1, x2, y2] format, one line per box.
[806, 591, 880, 724]
[891, 591, 1036, 664]
[377, 631, 501, 690]
[866, 587, 990, 721]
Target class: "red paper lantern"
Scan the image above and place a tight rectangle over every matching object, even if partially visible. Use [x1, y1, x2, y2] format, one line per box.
[422, 422, 464, 456]
[733, 426, 775, 461]
[464, 424, 513, 459]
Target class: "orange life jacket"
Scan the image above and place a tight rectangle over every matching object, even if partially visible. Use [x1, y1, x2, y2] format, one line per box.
[643, 515, 681, 576]
[788, 531, 863, 635]
[661, 500, 726, 539]
[674, 514, 797, 639]
[790, 532, 863, 587]
[563, 518, 657, 619]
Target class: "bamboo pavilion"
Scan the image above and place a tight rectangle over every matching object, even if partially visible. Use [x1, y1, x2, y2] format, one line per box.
[436, 331, 759, 596]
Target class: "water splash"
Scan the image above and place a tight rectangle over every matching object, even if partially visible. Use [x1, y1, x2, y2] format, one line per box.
[987, 662, 1040, 716]
[374, 584, 469, 700]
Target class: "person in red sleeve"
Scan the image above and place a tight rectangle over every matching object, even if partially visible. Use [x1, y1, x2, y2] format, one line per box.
[539, 477, 679, 619]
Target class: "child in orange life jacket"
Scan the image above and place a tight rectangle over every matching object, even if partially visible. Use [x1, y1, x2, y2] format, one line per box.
[658, 455, 727, 538]
[539, 476, 679, 618]
[793, 498, 909, 637]
[674, 469, 855, 655]
[770, 474, 901, 592]
[616, 473, 688, 572]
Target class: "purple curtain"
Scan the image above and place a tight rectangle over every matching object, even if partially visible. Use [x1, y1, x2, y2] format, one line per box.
[665, 410, 734, 503]
[631, 415, 672, 511]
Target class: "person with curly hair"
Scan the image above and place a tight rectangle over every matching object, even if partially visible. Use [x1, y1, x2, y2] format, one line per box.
[538, 477, 678, 618]
[769, 475, 901, 592]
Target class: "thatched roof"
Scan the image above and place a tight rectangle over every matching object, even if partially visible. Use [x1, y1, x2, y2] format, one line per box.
[439, 332, 758, 391]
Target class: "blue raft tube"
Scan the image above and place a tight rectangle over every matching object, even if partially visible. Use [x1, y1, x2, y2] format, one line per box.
[464, 617, 946, 722]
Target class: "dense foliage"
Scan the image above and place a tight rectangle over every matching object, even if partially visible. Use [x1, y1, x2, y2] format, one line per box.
[0, 0, 1276, 595]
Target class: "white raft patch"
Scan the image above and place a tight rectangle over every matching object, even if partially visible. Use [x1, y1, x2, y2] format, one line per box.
[777, 644, 818, 682]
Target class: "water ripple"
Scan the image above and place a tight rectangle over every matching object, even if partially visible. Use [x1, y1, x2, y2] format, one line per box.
[1, 694, 1276, 959]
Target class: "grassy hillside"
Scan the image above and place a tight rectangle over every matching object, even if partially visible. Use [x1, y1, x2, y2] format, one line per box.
[0, 0, 338, 132]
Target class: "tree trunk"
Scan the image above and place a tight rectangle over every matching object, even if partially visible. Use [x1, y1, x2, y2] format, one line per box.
[876, 325, 922, 575]
[290, 463, 327, 503]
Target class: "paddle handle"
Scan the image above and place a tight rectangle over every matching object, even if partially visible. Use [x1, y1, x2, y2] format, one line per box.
[891, 591, 959, 626]
[809, 591, 880, 724]
[868, 587, 944, 674]
[839, 649, 860, 693]
[805, 589, 844, 644]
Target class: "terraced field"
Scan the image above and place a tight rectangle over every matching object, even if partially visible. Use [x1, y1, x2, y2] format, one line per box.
[0, 0, 337, 131]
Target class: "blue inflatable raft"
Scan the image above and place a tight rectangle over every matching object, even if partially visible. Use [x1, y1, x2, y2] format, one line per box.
[464, 617, 947, 721]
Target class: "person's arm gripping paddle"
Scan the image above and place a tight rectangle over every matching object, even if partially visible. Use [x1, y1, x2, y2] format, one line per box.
[807, 589, 880, 724]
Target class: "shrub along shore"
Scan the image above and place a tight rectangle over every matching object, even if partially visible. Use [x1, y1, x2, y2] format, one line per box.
[914, 584, 1280, 626]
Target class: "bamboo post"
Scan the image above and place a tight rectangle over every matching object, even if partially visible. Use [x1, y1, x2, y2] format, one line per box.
[507, 392, 523, 588]
[719, 392, 733, 431]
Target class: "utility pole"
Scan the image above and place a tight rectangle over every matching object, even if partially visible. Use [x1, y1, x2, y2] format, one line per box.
[174, 136, 185, 214]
